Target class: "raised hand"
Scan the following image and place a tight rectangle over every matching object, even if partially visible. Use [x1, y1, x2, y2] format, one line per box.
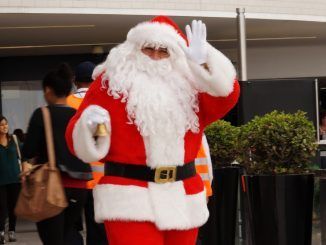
[183, 20, 208, 65]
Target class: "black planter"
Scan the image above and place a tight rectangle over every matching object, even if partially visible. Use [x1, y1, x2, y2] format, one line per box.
[200, 165, 240, 245]
[242, 174, 314, 245]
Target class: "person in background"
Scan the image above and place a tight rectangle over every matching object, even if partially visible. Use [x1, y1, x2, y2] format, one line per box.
[319, 110, 326, 169]
[22, 63, 93, 245]
[195, 134, 213, 199]
[195, 134, 214, 245]
[0, 116, 21, 244]
[67, 61, 108, 245]
[67, 61, 95, 110]
[320, 110, 326, 140]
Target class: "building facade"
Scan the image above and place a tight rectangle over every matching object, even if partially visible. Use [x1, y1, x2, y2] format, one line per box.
[1, 0, 326, 127]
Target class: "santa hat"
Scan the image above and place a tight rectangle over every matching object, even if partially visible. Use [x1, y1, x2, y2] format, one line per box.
[127, 16, 188, 52]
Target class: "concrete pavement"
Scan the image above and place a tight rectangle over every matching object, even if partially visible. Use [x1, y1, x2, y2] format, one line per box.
[4, 219, 322, 245]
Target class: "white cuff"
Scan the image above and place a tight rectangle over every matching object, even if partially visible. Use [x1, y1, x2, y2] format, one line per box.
[189, 43, 236, 97]
[72, 105, 111, 163]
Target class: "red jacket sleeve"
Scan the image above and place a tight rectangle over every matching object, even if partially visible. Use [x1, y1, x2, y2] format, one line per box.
[65, 76, 105, 156]
[198, 80, 240, 128]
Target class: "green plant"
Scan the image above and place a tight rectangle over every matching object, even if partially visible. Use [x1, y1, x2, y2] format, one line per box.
[205, 120, 240, 166]
[239, 110, 317, 175]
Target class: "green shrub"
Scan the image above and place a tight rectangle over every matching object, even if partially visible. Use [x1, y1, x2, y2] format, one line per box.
[205, 120, 240, 166]
[238, 111, 317, 174]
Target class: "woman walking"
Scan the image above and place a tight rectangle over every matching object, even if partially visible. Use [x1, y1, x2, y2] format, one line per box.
[22, 63, 92, 245]
[0, 116, 21, 244]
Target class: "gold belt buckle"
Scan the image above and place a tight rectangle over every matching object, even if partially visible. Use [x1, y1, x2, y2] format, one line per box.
[154, 166, 177, 184]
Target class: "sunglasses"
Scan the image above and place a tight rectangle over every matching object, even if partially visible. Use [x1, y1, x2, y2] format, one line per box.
[141, 46, 170, 58]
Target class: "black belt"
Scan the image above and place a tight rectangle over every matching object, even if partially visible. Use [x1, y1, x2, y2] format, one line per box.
[105, 161, 196, 184]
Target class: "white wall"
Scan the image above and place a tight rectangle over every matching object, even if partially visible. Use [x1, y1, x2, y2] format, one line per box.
[1, 81, 45, 132]
[247, 45, 326, 79]
[221, 45, 326, 80]
[1, 0, 326, 20]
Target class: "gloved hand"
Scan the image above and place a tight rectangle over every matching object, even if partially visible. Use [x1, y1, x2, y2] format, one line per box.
[83, 105, 110, 135]
[183, 20, 208, 65]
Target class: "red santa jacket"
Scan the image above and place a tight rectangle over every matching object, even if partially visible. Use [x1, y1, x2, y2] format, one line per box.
[65, 75, 239, 230]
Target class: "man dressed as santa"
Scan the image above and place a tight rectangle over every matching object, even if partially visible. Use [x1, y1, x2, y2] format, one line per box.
[66, 16, 240, 245]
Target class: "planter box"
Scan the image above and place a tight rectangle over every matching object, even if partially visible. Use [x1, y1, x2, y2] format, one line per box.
[200, 165, 240, 245]
[242, 174, 314, 245]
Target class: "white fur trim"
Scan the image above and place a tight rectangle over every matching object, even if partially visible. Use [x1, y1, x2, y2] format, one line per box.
[72, 105, 111, 163]
[93, 184, 155, 223]
[148, 181, 209, 230]
[93, 182, 209, 230]
[189, 43, 236, 97]
[127, 21, 187, 54]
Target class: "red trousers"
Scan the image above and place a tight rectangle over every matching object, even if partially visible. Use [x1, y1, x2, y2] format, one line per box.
[104, 221, 198, 245]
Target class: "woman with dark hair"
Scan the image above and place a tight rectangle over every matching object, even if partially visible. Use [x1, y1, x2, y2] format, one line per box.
[22, 63, 92, 245]
[0, 116, 21, 244]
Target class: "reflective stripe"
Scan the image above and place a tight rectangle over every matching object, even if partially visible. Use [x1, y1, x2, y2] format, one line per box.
[91, 165, 104, 173]
[59, 165, 93, 180]
[199, 173, 210, 181]
[74, 88, 88, 98]
[201, 135, 213, 183]
[195, 158, 208, 165]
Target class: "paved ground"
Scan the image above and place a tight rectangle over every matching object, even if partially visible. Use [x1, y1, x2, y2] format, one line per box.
[7, 232, 41, 245]
[5, 220, 85, 245]
[312, 231, 322, 245]
[4, 219, 322, 245]
[5, 221, 41, 245]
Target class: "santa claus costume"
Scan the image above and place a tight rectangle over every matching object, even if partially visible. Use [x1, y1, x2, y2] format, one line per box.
[66, 16, 240, 245]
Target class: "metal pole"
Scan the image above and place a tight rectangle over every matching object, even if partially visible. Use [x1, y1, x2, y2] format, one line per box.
[236, 9, 247, 245]
[315, 79, 320, 142]
[236, 8, 248, 81]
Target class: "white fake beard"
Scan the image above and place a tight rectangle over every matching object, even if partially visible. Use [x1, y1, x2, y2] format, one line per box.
[99, 43, 199, 167]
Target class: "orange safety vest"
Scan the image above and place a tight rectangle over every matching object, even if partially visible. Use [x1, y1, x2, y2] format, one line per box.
[195, 137, 213, 197]
[67, 92, 104, 189]
[67, 94, 83, 110]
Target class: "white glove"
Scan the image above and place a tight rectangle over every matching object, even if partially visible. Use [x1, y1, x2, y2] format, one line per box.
[183, 20, 208, 65]
[73, 105, 111, 163]
[83, 105, 110, 134]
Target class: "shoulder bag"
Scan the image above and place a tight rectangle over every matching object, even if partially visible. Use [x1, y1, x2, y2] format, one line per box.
[15, 107, 68, 222]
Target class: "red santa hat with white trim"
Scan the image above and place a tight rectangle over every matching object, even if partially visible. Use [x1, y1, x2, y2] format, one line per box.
[126, 16, 188, 54]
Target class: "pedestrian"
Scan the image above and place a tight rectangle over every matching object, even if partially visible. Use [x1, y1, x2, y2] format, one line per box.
[66, 16, 239, 245]
[320, 110, 326, 140]
[67, 61, 108, 245]
[22, 63, 93, 245]
[0, 116, 21, 244]
[195, 135, 214, 245]
[195, 134, 213, 201]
